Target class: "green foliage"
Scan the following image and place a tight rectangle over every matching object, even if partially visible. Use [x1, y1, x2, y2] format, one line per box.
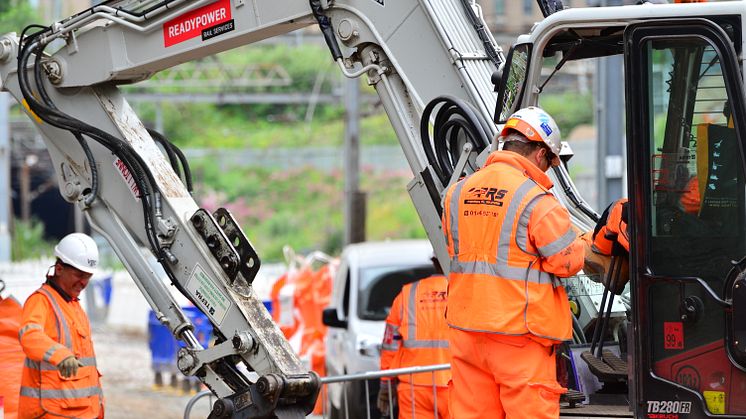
[539, 92, 594, 137]
[193, 161, 422, 261]
[12, 218, 54, 261]
[0, 1, 39, 35]
[155, 103, 396, 149]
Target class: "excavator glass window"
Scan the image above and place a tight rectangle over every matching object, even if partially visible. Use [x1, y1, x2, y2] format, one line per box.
[627, 21, 746, 416]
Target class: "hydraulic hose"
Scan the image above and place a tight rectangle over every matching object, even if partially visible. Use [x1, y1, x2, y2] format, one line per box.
[420, 96, 492, 185]
[18, 27, 163, 258]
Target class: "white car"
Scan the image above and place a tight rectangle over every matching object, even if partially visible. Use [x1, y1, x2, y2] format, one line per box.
[322, 240, 436, 419]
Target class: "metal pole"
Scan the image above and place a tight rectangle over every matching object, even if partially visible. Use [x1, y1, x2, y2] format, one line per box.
[596, 0, 625, 206]
[0, 93, 11, 261]
[343, 77, 365, 245]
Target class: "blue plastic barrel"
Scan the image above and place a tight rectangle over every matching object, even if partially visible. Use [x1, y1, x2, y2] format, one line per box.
[148, 307, 214, 372]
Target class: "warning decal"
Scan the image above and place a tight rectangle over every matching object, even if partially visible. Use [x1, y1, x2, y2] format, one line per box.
[187, 264, 232, 325]
[163, 0, 232, 47]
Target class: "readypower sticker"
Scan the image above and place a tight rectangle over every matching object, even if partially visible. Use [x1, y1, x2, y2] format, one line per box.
[163, 0, 232, 47]
[187, 264, 232, 325]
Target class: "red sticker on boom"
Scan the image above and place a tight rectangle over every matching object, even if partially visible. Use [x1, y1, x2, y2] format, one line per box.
[664, 322, 684, 350]
[163, 0, 232, 47]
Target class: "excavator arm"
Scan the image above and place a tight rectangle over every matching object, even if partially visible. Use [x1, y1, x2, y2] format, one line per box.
[0, 0, 504, 417]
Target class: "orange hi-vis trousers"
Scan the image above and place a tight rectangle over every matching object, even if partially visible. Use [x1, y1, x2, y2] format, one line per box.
[397, 382, 450, 419]
[448, 328, 565, 419]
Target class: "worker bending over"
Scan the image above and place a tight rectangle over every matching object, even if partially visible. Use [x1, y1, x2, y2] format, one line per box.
[18, 233, 104, 419]
[378, 256, 451, 419]
[442, 107, 586, 419]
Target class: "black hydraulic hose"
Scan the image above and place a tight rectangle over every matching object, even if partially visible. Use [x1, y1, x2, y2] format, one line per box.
[309, 0, 342, 61]
[420, 96, 492, 185]
[148, 128, 193, 193]
[169, 141, 193, 194]
[148, 129, 180, 174]
[553, 165, 600, 222]
[18, 31, 163, 258]
[458, 0, 502, 69]
[73, 132, 99, 206]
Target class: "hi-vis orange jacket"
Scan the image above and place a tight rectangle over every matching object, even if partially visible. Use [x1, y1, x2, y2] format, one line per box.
[18, 283, 103, 419]
[380, 275, 451, 387]
[442, 151, 584, 345]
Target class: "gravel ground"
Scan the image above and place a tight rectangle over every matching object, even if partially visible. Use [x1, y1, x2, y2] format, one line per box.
[92, 325, 323, 419]
[92, 326, 212, 419]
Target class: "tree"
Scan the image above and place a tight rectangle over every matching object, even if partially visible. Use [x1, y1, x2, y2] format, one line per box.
[0, 1, 39, 35]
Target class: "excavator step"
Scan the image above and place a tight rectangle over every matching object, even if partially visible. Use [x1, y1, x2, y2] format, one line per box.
[581, 350, 627, 382]
[561, 389, 587, 408]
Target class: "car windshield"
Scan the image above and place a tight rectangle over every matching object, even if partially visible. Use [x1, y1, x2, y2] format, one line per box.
[356, 264, 435, 321]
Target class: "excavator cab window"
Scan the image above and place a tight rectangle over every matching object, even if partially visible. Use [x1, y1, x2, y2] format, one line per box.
[625, 19, 746, 417]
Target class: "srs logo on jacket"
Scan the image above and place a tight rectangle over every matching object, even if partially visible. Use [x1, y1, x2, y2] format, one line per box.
[464, 187, 508, 206]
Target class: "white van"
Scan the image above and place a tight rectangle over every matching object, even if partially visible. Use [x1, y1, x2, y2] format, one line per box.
[322, 240, 436, 418]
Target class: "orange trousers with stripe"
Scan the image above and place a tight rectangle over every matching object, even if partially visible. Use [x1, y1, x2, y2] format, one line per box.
[448, 328, 565, 419]
[397, 382, 450, 419]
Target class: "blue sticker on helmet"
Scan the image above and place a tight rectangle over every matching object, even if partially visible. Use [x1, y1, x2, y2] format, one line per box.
[540, 122, 553, 136]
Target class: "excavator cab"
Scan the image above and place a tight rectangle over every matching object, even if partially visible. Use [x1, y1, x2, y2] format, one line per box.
[498, 8, 746, 418]
[625, 18, 746, 417]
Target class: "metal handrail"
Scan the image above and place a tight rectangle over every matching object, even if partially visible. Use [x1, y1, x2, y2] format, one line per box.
[320, 363, 451, 384]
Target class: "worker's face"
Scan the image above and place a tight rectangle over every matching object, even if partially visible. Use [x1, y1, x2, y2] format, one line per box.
[55, 262, 92, 299]
[530, 146, 555, 172]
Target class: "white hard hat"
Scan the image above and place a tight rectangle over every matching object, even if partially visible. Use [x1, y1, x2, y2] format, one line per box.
[54, 233, 99, 274]
[500, 106, 562, 166]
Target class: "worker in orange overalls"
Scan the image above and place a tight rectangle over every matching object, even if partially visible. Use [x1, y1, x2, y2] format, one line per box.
[442, 106, 586, 419]
[18, 233, 104, 419]
[377, 256, 450, 419]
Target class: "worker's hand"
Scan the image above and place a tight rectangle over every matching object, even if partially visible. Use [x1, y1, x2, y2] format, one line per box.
[377, 380, 395, 414]
[592, 199, 629, 255]
[58, 355, 83, 378]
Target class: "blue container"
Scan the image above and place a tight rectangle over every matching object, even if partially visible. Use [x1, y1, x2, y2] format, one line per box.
[148, 311, 177, 372]
[148, 306, 214, 372]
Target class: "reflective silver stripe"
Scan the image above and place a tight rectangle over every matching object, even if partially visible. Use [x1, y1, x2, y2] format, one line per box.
[25, 357, 96, 371]
[496, 179, 538, 266]
[402, 282, 450, 349]
[18, 323, 43, 340]
[402, 340, 449, 348]
[538, 228, 577, 258]
[448, 180, 466, 255]
[37, 288, 73, 349]
[20, 385, 102, 399]
[406, 281, 419, 339]
[450, 259, 554, 284]
[42, 344, 64, 363]
[515, 194, 545, 255]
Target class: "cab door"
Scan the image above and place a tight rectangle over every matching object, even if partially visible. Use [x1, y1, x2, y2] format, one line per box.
[625, 19, 746, 418]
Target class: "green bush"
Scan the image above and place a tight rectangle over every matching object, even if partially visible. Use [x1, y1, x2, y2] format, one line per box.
[193, 161, 423, 261]
[12, 218, 54, 261]
[540, 92, 594, 137]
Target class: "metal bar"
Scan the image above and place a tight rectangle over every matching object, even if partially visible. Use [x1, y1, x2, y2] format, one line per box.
[364, 379, 371, 419]
[183, 389, 211, 419]
[410, 372, 416, 418]
[320, 364, 451, 384]
[431, 370, 437, 419]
